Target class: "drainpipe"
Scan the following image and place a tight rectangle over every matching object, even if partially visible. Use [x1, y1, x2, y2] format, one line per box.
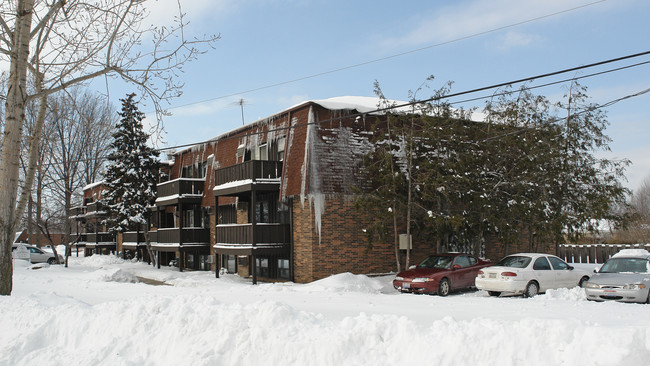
[179, 201, 183, 272]
[251, 189, 257, 285]
[214, 198, 219, 278]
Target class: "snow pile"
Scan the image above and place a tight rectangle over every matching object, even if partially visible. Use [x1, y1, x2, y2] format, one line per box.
[94, 268, 139, 283]
[535, 286, 587, 302]
[80, 254, 127, 267]
[1, 256, 649, 366]
[302, 272, 390, 294]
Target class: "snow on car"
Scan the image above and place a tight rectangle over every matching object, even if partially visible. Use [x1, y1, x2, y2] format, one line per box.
[584, 249, 650, 304]
[475, 253, 590, 297]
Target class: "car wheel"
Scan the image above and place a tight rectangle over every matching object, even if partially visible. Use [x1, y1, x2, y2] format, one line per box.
[524, 281, 539, 298]
[578, 276, 589, 288]
[47, 258, 56, 265]
[438, 278, 450, 297]
[488, 291, 501, 297]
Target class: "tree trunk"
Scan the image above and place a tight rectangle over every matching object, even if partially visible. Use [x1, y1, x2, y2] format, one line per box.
[0, 0, 34, 296]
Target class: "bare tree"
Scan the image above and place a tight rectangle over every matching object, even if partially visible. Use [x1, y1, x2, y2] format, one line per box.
[0, 0, 219, 295]
[622, 175, 650, 243]
[46, 88, 115, 266]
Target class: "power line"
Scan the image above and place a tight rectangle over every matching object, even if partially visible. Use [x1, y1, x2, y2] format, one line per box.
[156, 50, 650, 153]
[158, 0, 607, 112]
[33, 50, 650, 166]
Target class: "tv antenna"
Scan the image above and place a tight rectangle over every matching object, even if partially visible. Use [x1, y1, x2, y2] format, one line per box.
[232, 98, 248, 125]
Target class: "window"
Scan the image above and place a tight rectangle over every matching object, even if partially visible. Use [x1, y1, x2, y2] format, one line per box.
[278, 259, 290, 279]
[276, 136, 286, 161]
[548, 256, 570, 270]
[184, 209, 195, 228]
[255, 200, 270, 223]
[250, 143, 269, 161]
[533, 257, 551, 270]
[182, 161, 207, 178]
[201, 207, 211, 229]
[496, 256, 532, 268]
[258, 143, 268, 161]
[454, 255, 471, 268]
[223, 255, 236, 273]
[468, 256, 478, 266]
[237, 143, 245, 163]
[255, 257, 269, 278]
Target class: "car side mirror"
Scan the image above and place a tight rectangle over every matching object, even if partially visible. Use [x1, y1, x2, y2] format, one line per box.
[567, 265, 574, 270]
[593, 268, 598, 273]
[452, 264, 461, 270]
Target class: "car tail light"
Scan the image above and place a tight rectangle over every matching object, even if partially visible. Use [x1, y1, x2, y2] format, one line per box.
[501, 271, 517, 277]
[478, 270, 484, 275]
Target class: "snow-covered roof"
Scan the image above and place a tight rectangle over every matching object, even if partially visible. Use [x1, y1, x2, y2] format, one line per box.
[83, 181, 105, 191]
[290, 96, 409, 115]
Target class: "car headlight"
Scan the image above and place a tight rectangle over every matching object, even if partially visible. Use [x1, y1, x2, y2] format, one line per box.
[622, 283, 646, 290]
[394, 276, 404, 281]
[412, 277, 435, 283]
[585, 282, 600, 289]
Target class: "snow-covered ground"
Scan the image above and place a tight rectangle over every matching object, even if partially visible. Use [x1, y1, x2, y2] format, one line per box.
[1, 254, 649, 366]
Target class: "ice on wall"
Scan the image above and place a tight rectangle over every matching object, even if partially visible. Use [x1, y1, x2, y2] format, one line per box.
[281, 117, 299, 200]
[299, 106, 375, 244]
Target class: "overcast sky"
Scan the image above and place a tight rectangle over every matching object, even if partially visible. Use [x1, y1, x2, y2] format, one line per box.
[56, 0, 650, 192]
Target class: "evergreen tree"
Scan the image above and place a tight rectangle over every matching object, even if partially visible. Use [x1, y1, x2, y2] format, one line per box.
[357, 79, 629, 264]
[102, 93, 159, 238]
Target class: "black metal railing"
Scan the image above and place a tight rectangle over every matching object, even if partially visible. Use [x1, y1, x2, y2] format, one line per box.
[86, 232, 115, 243]
[123, 231, 146, 243]
[156, 227, 210, 244]
[214, 160, 282, 187]
[215, 223, 290, 245]
[157, 179, 205, 198]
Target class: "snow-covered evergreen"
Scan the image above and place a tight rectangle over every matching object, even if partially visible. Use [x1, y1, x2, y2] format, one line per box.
[101, 93, 159, 233]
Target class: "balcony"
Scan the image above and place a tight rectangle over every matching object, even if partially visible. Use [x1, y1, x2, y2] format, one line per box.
[69, 205, 86, 219]
[216, 223, 290, 245]
[85, 202, 104, 217]
[70, 234, 87, 245]
[123, 231, 146, 244]
[213, 160, 282, 196]
[86, 232, 115, 243]
[156, 227, 210, 245]
[156, 178, 205, 206]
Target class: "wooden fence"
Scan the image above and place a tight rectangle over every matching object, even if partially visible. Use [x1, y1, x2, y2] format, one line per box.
[558, 243, 650, 264]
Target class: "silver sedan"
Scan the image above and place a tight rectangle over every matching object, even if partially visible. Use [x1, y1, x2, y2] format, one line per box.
[584, 250, 650, 304]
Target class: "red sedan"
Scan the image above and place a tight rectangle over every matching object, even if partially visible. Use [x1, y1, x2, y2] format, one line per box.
[393, 253, 491, 296]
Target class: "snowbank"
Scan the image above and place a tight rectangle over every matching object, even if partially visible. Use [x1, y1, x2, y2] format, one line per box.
[1, 256, 649, 366]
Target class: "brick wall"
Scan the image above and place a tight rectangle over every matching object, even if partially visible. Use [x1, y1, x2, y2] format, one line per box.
[292, 195, 400, 283]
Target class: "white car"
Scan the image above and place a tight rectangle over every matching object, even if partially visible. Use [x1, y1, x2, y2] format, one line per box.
[12, 243, 63, 264]
[475, 253, 590, 297]
[584, 249, 650, 304]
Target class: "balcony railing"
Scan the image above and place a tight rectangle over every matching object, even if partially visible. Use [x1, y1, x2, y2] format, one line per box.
[216, 223, 290, 245]
[86, 201, 102, 215]
[123, 231, 146, 243]
[69, 205, 86, 217]
[86, 232, 115, 243]
[214, 160, 282, 186]
[70, 234, 87, 244]
[156, 227, 210, 244]
[157, 178, 205, 198]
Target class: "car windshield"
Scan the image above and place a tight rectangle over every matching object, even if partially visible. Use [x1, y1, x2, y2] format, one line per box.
[599, 258, 650, 274]
[495, 256, 532, 268]
[418, 256, 453, 269]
